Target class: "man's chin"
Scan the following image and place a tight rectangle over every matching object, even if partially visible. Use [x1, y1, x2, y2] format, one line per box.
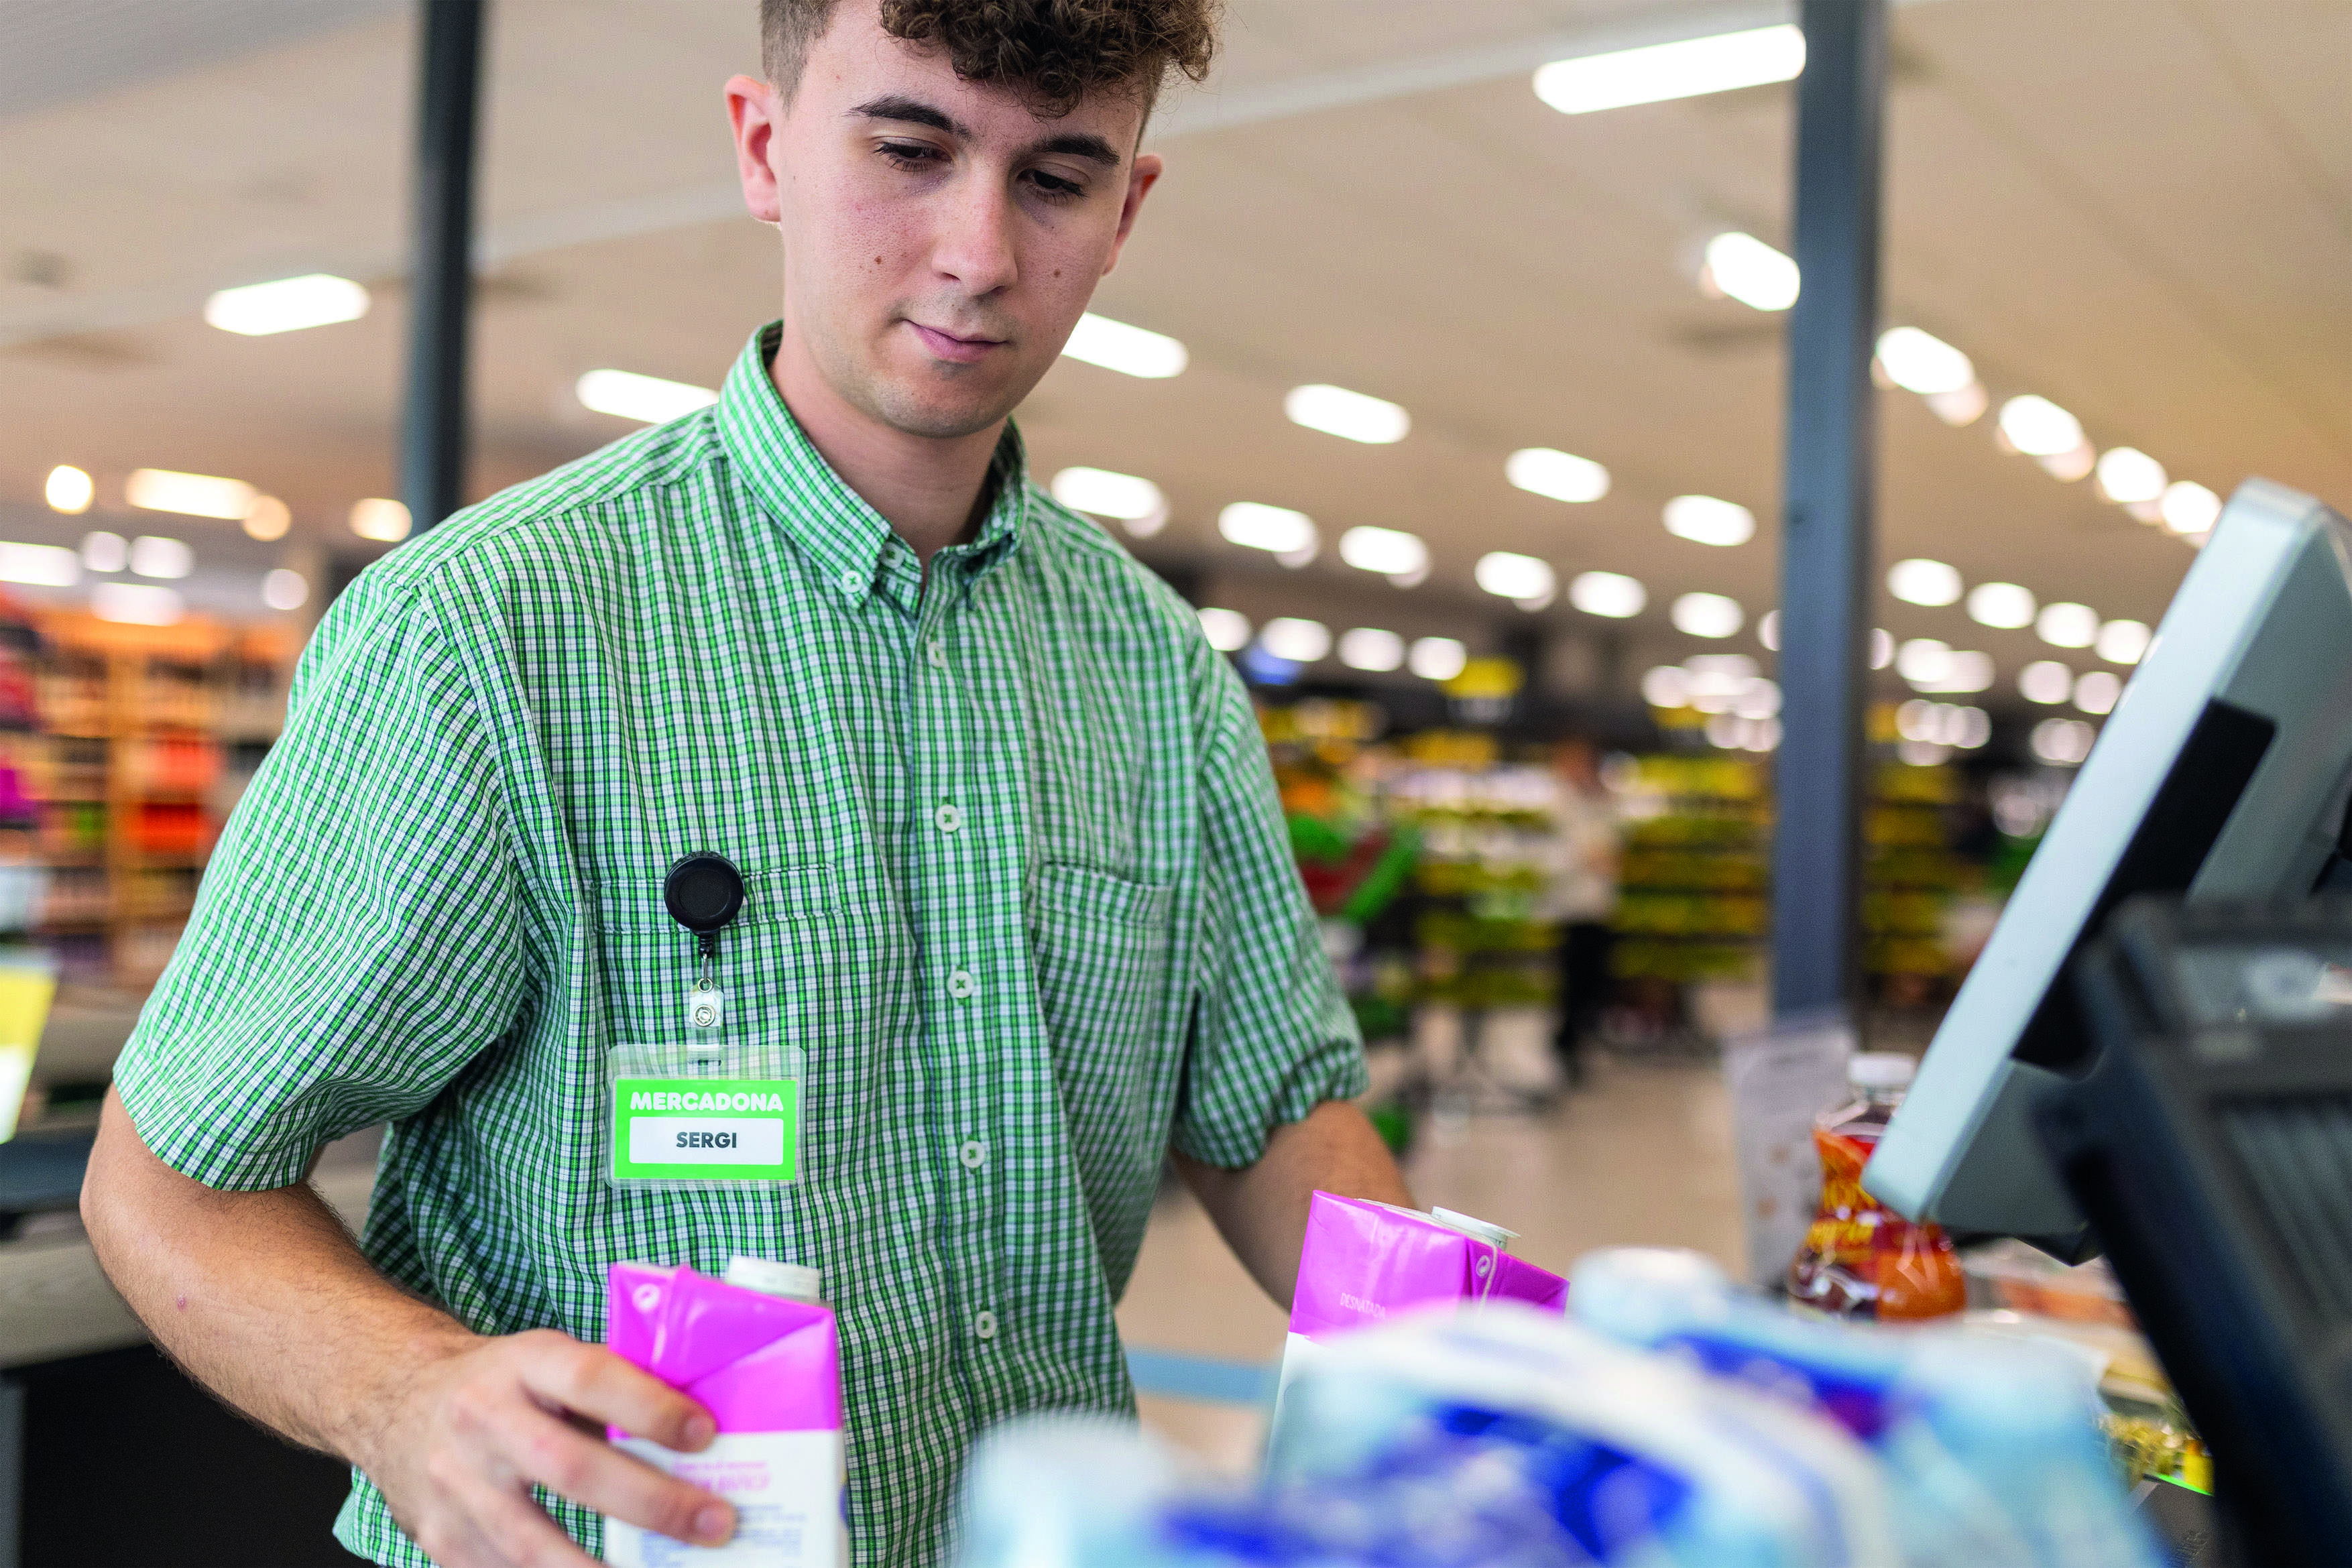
[864, 384, 1024, 442]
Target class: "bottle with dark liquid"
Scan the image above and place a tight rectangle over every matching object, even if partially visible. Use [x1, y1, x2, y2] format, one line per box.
[1787, 1052, 1965, 1320]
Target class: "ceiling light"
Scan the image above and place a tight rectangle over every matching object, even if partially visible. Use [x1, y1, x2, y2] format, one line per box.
[1197, 607, 1251, 652]
[242, 495, 292, 542]
[1338, 627, 1405, 672]
[1897, 638, 1952, 686]
[80, 532, 126, 573]
[1662, 494, 1756, 547]
[1997, 396, 2084, 458]
[2036, 601, 2099, 648]
[1924, 382, 1989, 427]
[1409, 636, 1468, 681]
[262, 568, 309, 611]
[2074, 670, 2122, 717]
[126, 467, 255, 520]
[1260, 617, 1330, 664]
[93, 582, 182, 625]
[2161, 480, 2222, 537]
[2038, 442, 2097, 483]
[1701, 231, 1800, 312]
[1672, 592, 1743, 639]
[1050, 466, 1167, 536]
[1218, 502, 1315, 558]
[1875, 327, 1974, 396]
[2095, 447, 2166, 505]
[203, 273, 369, 336]
[351, 497, 412, 543]
[1887, 557, 1962, 607]
[44, 465, 93, 514]
[1533, 23, 1805, 114]
[1570, 570, 1647, 619]
[1641, 666, 1692, 708]
[1871, 628, 1894, 669]
[577, 369, 719, 424]
[2019, 660, 2074, 705]
[1758, 609, 1778, 650]
[1475, 551, 1555, 603]
[2096, 619, 2152, 665]
[0, 542, 79, 587]
[1062, 313, 1187, 378]
[130, 536, 192, 579]
[1953, 707, 1993, 749]
[1965, 581, 2036, 629]
[1338, 526, 1428, 579]
[1732, 678, 1781, 719]
[2032, 717, 2097, 766]
[1506, 447, 1610, 504]
[1918, 650, 1995, 693]
[1285, 384, 1409, 445]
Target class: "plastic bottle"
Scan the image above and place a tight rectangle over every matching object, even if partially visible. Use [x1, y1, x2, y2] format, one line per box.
[1787, 1053, 1965, 1320]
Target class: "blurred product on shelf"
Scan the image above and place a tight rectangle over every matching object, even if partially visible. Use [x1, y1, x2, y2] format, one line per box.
[1787, 1053, 1965, 1320]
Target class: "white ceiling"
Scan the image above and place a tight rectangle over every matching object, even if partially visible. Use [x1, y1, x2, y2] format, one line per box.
[1, 0, 2347, 705]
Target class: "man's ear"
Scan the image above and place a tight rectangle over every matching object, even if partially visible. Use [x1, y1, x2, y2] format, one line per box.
[1102, 152, 1164, 278]
[725, 74, 785, 225]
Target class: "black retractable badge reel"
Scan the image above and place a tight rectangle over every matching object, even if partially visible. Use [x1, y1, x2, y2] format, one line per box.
[664, 851, 744, 1032]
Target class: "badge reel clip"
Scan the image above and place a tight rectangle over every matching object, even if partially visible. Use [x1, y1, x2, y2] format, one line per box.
[665, 850, 742, 1040]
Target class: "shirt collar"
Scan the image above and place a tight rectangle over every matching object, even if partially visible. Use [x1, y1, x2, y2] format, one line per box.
[716, 322, 1028, 610]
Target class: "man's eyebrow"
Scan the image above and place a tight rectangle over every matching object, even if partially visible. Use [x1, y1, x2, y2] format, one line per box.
[851, 95, 967, 137]
[1027, 131, 1122, 168]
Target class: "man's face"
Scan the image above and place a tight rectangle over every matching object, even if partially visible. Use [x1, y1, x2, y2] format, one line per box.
[729, 4, 1162, 441]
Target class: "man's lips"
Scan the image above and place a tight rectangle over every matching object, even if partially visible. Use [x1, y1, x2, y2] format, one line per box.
[908, 321, 1006, 365]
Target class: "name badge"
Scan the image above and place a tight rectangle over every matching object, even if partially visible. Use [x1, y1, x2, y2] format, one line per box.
[610, 1076, 801, 1184]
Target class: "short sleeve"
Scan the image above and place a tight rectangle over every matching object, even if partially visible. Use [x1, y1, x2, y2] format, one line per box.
[111, 576, 528, 1191]
[1171, 656, 1369, 1168]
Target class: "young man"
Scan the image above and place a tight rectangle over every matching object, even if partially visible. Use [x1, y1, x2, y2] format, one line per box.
[79, 1, 1412, 1565]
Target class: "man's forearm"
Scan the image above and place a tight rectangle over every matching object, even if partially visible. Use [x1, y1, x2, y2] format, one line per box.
[1173, 1099, 1413, 1309]
[80, 1089, 474, 1461]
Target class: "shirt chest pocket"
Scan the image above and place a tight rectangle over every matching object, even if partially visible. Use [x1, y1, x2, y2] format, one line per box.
[1026, 864, 1177, 1082]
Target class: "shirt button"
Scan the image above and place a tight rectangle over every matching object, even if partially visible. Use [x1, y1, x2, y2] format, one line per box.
[927, 639, 948, 669]
[958, 1138, 988, 1171]
[934, 802, 962, 833]
[839, 570, 862, 594]
[974, 1309, 998, 1342]
[947, 969, 976, 1000]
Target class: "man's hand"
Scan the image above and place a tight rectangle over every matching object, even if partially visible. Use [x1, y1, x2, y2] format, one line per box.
[356, 1328, 736, 1568]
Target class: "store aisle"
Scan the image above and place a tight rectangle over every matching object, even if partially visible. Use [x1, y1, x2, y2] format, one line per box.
[1115, 1054, 1746, 1472]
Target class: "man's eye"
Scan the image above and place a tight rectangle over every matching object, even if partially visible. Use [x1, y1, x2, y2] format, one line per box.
[881, 141, 944, 170]
[1025, 170, 1085, 201]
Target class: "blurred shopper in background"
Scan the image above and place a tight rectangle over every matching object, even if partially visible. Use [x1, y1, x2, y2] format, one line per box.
[1539, 737, 1620, 1085]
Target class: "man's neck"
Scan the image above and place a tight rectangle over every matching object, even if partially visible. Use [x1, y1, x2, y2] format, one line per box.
[769, 328, 1004, 568]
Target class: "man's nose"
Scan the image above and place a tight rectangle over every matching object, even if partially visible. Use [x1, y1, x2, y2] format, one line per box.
[931, 174, 1019, 297]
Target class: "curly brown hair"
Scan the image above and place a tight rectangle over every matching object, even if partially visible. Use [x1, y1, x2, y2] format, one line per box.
[762, 0, 1218, 119]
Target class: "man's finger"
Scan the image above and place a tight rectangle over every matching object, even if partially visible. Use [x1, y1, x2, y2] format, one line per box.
[453, 1473, 606, 1568]
[489, 1396, 735, 1548]
[518, 1335, 715, 1453]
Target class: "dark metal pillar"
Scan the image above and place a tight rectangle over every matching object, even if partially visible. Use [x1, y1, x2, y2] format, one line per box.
[1771, 0, 1887, 1022]
[400, 0, 486, 531]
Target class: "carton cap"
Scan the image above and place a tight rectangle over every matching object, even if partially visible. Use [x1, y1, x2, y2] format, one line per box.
[724, 1256, 824, 1301]
[1428, 1206, 1519, 1250]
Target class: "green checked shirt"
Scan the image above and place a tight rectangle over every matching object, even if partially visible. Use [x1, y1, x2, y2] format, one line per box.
[112, 323, 1366, 1567]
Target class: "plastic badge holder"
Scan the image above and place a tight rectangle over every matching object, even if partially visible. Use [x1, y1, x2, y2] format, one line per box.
[607, 1035, 806, 1187]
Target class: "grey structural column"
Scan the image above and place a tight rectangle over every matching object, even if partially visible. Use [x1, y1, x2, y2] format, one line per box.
[400, 0, 487, 532]
[1771, 0, 1887, 1021]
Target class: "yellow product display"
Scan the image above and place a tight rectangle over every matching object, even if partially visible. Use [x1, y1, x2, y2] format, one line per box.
[0, 957, 57, 1141]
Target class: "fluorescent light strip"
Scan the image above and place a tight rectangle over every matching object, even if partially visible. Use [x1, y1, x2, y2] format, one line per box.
[1534, 24, 1805, 114]
[1062, 313, 1187, 379]
[204, 274, 369, 336]
[126, 468, 254, 520]
[577, 369, 719, 424]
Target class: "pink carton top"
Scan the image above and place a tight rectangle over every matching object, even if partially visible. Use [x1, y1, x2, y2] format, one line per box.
[1288, 1191, 1568, 1342]
[606, 1262, 841, 1435]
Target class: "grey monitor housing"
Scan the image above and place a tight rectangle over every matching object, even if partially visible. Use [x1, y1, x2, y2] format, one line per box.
[1866, 479, 2352, 1255]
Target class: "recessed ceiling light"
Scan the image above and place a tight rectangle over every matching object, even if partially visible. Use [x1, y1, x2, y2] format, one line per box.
[1218, 502, 1315, 558]
[1897, 638, 1951, 685]
[1997, 396, 2084, 458]
[1663, 495, 1755, 547]
[1875, 328, 1974, 396]
[1474, 551, 1555, 603]
[2031, 717, 2097, 766]
[1924, 382, 1989, 426]
[1061, 313, 1187, 379]
[576, 369, 719, 424]
[1966, 581, 2036, 629]
[1887, 558, 1962, 607]
[129, 536, 192, 579]
[1533, 24, 1804, 114]
[2038, 442, 2097, 483]
[1570, 570, 1646, 619]
[1641, 666, 1692, 708]
[93, 582, 183, 625]
[2160, 480, 2221, 537]
[44, 465, 93, 514]
[1672, 592, 1743, 639]
[1338, 526, 1428, 579]
[2019, 660, 2073, 705]
[1871, 628, 1895, 669]
[1259, 617, 1330, 664]
[1758, 609, 1779, 650]
[1338, 627, 1405, 672]
[1506, 448, 1610, 503]
[1197, 607, 1251, 652]
[203, 273, 369, 336]
[2096, 619, 2152, 664]
[2036, 601, 2099, 648]
[126, 468, 255, 520]
[262, 568, 310, 611]
[1701, 231, 1800, 312]
[1913, 648, 1995, 694]
[2095, 447, 2166, 505]
[0, 542, 80, 587]
[1408, 636, 1467, 680]
[2074, 670, 2122, 716]
[351, 497, 412, 543]
[242, 495, 292, 542]
[1050, 467, 1168, 536]
[1285, 384, 1409, 444]
[80, 532, 126, 572]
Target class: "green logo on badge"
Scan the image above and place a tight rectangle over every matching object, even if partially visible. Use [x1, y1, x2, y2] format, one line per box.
[611, 1076, 800, 1183]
